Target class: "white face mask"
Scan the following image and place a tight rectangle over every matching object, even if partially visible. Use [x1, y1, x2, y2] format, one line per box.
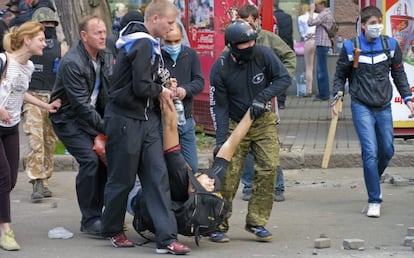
[366, 24, 384, 39]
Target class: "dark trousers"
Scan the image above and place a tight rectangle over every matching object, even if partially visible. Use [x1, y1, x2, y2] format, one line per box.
[52, 120, 107, 226]
[0, 124, 19, 223]
[101, 108, 177, 248]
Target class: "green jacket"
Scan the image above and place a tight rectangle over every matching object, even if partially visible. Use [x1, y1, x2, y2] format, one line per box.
[257, 29, 296, 77]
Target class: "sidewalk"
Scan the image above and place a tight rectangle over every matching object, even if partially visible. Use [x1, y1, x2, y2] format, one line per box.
[18, 95, 414, 171]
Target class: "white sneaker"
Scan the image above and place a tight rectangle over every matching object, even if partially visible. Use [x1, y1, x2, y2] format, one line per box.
[366, 203, 381, 218]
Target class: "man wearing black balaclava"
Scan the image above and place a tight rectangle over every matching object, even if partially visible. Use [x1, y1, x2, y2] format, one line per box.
[209, 19, 291, 243]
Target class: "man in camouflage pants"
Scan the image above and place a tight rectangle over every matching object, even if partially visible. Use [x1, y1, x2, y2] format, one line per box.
[23, 7, 67, 202]
[209, 20, 291, 242]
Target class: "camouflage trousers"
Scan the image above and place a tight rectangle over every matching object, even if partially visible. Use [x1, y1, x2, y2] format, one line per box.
[23, 92, 58, 187]
[218, 111, 279, 232]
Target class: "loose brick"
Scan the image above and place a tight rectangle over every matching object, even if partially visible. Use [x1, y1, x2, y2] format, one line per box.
[314, 238, 331, 249]
[403, 236, 414, 246]
[390, 175, 409, 186]
[407, 227, 414, 236]
[343, 239, 365, 250]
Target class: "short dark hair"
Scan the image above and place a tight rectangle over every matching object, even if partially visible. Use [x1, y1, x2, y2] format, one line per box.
[360, 6, 382, 24]
[238, 5, 259, 21]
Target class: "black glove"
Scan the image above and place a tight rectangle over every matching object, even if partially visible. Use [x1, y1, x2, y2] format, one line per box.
[213, 144, 223, 158]
[249, 99, 266, 120]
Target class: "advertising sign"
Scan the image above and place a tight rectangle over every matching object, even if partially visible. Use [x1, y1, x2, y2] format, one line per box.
[384, 0, 414, 134]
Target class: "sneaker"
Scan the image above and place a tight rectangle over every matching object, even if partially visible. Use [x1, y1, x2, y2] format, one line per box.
[366, 203, 381, 218]
[0, 230, 21, 251]
[156, 241, 191, 255]
[274, 191, 285, 202]
[242, 191, 251, 201]
[245, 225, 272, 242]
[209, 232, 230, 243]
[109, 233, 135, 248]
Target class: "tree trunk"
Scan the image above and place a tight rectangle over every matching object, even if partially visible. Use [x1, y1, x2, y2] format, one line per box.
[54, 0, 111, 47]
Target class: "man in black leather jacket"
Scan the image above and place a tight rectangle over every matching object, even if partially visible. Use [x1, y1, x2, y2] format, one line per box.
[50, 15, 113, 235]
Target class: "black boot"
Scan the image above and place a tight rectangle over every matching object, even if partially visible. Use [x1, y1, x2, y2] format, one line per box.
[31, 179, 44, 203]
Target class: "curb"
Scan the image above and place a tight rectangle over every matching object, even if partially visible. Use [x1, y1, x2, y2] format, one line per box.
[19, 147, 414, 172]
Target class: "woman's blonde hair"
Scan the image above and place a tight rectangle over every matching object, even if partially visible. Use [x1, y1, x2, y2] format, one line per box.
[3, 21, 44, 52]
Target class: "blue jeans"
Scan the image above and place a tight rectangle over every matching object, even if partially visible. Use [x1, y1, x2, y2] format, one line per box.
[315, 46, 330, 100]
[178, 117, 198, 173]
[241, 151, 284, 193]
[351, 100, 394, 204]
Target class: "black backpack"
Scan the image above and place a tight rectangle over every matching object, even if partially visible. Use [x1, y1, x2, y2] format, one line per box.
[132, 171, 229, 246]
[175, 171, 228, 245]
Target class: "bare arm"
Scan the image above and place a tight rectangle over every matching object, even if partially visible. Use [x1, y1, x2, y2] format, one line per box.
[24, 93, 61, 113]
[216, 109, 253, 161]
[160, 97, 179, 151]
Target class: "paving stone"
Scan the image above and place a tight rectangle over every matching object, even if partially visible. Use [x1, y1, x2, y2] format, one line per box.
[403, 236, 414, 246]
[343, 239, 364, 250]
[407, 227, 414, 236]
[390, 175, 409, 186]
[314, 238, 331, 249]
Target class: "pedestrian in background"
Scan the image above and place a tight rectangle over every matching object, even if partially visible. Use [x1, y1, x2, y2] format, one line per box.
[308, 0, 333, 101]
[161, 21, 204, 172]
[0, 11, 16, 52]
[23, 7, 68, 203]
[272, 0, 293, 110]
[0, 21, 61, 251]
[298, 3, 317, 97]
[49, 15, 112, 235]
[332, 6, 414, 218]
[100, 0, 190, 254]
[209, 19, 291, 243]
[237, 4, 296, 203]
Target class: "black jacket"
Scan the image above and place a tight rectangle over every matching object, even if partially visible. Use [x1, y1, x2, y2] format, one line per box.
[333, 34, 411, 108]
[107, 22, 164, 120]
[274, 8, 293, 50]
[50, 41, 113, 135]
[210, 45, 291, 145]
[161, 46, 204, 119]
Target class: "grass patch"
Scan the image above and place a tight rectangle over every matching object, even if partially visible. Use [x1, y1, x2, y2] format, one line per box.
[54, 140, 66, 154]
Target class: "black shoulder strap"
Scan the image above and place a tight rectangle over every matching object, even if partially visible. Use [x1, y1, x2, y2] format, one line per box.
[380, 35, 392, 65]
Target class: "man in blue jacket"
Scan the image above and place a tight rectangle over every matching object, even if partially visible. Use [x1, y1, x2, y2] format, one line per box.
[332, 6, 414, 218]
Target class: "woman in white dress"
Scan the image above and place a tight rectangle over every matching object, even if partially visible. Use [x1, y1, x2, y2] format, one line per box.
[297, 3, 318, 97]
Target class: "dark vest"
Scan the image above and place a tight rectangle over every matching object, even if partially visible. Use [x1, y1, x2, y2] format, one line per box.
[30, 38, 61, 91]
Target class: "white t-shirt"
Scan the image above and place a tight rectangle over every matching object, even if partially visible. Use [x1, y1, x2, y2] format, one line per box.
[0, 57, 34, 127]
[298, 12, 318, 40]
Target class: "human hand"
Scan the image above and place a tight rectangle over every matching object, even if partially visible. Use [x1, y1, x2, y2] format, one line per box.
[159, 86, 174, 103]
[176, 87, 187, 100]
[93, 134, 107, 166]
[310, 3, 315, 13]
[407, 101, 414, 118]
[48, 99, 61, 113]
[0, 106, 11, 124]
[249, 99, 266, 120]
